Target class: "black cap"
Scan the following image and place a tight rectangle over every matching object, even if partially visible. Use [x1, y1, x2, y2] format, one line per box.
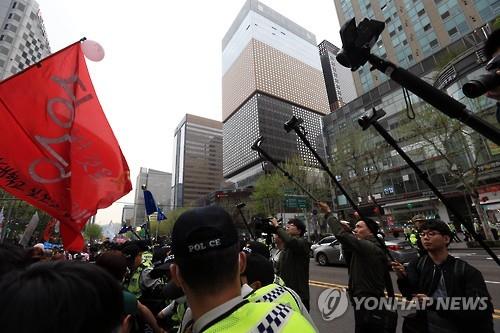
[287, 218, 306, 235]
[150, 254, 175, 279]
[244, 253, 275, 286]
[243, 241, 270, 259]
[172, 206, 239, 258]
[119, 242, 142, 260]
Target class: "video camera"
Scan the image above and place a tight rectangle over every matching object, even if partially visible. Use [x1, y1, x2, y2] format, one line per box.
[252, 216, 278, 235]
[463, 54, 500, 98]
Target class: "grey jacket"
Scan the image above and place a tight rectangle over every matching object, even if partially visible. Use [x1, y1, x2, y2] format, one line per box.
[276, 227, 310, 305]
[326, 215, 387, 298]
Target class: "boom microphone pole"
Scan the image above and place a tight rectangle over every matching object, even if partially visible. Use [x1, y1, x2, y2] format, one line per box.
[336, 18, 500, 146]
[251, 136, 319, 202]
[359, 108, 500, 267]
[236, 202, 255, 240]
[284, 116, 394, 261]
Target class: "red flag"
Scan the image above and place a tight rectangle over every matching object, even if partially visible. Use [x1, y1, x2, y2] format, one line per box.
[0, 41, 131, 251]
[42, 219, 57, 242]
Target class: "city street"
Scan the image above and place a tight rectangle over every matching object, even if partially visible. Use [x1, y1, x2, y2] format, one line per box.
[308, 248, 500, 332]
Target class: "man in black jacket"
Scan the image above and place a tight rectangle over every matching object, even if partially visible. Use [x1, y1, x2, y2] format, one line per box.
[392, 219, 494, 333]
[270, 217, 311, 311]
[317, 202, 390, 333]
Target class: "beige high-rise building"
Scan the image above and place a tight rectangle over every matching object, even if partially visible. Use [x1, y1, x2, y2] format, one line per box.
[222, 0, 330, 187]
[333, 0, 499, 95]
[171, 114, 223, 208]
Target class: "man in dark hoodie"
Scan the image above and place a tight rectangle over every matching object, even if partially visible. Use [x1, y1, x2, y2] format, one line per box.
[317, 202, 390, 333]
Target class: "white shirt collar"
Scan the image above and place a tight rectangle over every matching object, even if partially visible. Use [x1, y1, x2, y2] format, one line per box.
[192, 295, 246, 333]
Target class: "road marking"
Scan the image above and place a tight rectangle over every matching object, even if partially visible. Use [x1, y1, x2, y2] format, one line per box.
[486, 280, 500, 284]
[309, 280, 500, 319]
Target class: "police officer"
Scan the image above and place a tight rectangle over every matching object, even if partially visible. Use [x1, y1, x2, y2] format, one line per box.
[240, 249, 318, 331]
[170, 206, 316, 333]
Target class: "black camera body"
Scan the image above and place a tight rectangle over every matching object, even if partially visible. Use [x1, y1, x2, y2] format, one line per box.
[253, 216, 277, 235]
[463, 54, 500, 98]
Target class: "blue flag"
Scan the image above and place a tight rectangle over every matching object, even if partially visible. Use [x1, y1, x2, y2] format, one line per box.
[119, 225, 131, 234]
[143, 190, 158, 215]
[157, 207, 166, 221]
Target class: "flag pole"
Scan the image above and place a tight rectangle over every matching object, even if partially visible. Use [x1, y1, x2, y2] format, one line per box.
[155, 203, 160, 243]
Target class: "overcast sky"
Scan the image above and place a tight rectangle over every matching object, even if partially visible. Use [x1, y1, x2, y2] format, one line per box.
[36, 0, 342, 225]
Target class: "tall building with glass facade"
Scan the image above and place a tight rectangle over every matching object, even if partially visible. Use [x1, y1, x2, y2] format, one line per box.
[222, 0, 330, 187]
[333, 0, 499, 95]
[133, 168, 171, 226]
[171, 114, 223, 209]
[318, 40, 357, 112]
[324, 1, 499, 224]
[0, 0, 51, 80]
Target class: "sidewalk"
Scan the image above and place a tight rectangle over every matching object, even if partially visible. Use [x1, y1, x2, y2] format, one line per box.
[448, 241, 500, 250]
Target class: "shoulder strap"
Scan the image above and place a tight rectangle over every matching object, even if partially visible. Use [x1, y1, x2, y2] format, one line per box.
[453, 258, 467, 283]
[384, 267, 395, 298]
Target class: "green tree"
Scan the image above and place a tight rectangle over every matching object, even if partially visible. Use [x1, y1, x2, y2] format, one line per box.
[149, 207, 189, 238]
[328, 124, 385, 217]
[250, 172, 285, 216]
[84, 223, 102, 243]
[396, 99, 499, 240]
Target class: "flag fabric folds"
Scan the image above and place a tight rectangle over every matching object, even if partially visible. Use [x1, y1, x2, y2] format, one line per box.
[157, 207, 166, 221]
[0, 41, 132, 251]
[143, 190, 157, 216]
[42, 219, 57, 241]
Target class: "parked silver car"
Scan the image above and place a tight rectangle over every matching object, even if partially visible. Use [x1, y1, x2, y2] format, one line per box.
[310, 235, 336, 257]
[313, 237, 418, 266]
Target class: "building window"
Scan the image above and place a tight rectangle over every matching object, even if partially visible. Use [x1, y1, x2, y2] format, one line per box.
[429, 39, 438, 48]
[418, 9, 425, 16]
[447, 27, 458, 37]
[441, 11, 450, 20]
[12, 2, 17, 9]
[424, 24, 431, 31]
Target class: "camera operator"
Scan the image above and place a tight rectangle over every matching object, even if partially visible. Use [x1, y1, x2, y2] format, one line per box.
[269, 217, 311, 311]
[317, 202, 393, 333]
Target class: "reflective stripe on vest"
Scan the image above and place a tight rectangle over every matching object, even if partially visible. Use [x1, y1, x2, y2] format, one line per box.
[142, 251, 153, 268]
[246, 283, 301, 313]
[203, 302, 314, 333]
[125, 267, 143, 298]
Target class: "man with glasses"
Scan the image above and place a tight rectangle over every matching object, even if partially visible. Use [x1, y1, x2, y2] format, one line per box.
[392, 219, 493, 333]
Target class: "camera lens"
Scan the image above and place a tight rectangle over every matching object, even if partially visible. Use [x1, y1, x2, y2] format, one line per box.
[462, 73, 500, 98]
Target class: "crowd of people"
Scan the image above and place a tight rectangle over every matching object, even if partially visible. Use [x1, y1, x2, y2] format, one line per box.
[0, 201, 497, 333]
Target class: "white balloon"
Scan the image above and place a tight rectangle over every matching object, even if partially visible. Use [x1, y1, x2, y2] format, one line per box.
[82, 40, 105, 62]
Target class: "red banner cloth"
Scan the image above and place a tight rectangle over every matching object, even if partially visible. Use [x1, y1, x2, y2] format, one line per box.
[42, 219, 57, 242]
[0, 42, 131, 250]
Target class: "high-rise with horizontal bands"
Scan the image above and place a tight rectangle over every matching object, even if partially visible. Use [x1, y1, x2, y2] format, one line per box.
[0, 0, 51, 80]
[171, 114, 223, 208]
[333, 0, 499, 95]
[222, 0, 329, 186]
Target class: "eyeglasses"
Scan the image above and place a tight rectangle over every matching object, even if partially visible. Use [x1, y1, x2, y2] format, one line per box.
[419, 231, 441, 237]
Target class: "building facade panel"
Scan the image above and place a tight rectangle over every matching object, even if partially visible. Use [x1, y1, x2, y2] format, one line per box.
[222, 41, 256, 122]
[0, 0, 51, 80]
[253, 39, 329, 115]
[172, 114, 223, 208]
[333, 0, 499, 95]
[223, 93, 324, 179]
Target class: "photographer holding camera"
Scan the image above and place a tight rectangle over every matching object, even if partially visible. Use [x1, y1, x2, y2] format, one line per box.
[269, 217, 311, 311]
